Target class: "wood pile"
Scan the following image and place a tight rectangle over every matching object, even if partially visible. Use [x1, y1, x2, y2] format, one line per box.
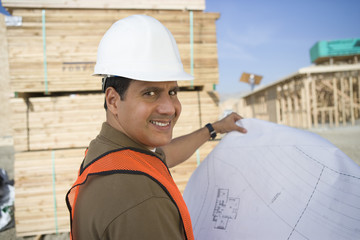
[10, 94, 105, 152]
[3, 3, 221, 236]
[6, 9, 219, 93]
[14, 148, 84, 236]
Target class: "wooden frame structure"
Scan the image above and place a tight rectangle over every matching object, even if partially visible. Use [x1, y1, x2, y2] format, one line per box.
[232, 63, 360, 129]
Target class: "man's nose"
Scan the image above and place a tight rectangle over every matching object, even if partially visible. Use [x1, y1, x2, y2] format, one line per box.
[157, 94, 176, 115]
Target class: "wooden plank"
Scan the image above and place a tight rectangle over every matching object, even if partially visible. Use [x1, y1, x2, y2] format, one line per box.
[311, 75, 318, 128]
[280, 85, 286, 125]
[300, 85, 307, 128]
[333, 77, 339, 127]
[286, 83, 293, 127]
[340, 77, 346, 126]
[266, 86, 277, 123]
[175, 90, 219, 138]
[350, 76, 355, 125]
[10, 94, 106, 151]
[275, 88, 281, 124]
[304, 76, 312, 128]
[14, 148, 85, 236]
[293, 85, 300, 127]
[170, 140, 218, 193]
[2, 0, 206, 10]
[329, 108, 333, 127]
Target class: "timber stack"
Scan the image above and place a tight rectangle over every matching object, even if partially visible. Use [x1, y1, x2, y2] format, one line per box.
[1, 0, 221, 236]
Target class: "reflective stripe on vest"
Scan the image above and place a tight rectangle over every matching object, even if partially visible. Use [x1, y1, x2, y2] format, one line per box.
[66, 148, 194, 240]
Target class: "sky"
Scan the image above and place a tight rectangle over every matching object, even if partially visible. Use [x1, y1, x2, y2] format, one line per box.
[205, 0, 360, 97]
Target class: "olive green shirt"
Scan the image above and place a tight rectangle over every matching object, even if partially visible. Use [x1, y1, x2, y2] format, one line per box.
[73, 122, 184, 239]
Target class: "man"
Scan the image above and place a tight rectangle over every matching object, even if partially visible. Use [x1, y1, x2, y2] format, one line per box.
[66, 15, 246, 240]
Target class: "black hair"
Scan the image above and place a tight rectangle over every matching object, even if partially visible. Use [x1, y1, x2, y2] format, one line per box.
[103, 76, 133, 110]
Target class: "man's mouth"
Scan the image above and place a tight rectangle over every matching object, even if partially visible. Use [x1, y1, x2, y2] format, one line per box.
[150, 120, 171, 127]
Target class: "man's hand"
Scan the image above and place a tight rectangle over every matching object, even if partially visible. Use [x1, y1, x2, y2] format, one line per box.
[212, 112, 247, 135]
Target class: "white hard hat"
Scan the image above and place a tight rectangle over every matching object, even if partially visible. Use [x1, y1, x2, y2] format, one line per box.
[94, 15, 194, 81]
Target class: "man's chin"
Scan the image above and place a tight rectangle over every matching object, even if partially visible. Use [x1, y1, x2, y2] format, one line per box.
[148, 136, 172, 148]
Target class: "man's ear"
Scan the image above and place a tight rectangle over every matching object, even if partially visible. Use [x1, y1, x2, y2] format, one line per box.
[105, 87, 120, 115]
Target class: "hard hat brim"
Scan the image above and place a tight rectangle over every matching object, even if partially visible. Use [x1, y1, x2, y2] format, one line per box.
[93, 69, 194, 82]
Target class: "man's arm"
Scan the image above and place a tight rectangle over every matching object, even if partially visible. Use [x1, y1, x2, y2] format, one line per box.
[162, 112, 247, 168]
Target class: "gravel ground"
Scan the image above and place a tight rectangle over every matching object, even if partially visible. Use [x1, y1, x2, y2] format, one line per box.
[0, 126, 359, 239]
[309, 125, 360, 166]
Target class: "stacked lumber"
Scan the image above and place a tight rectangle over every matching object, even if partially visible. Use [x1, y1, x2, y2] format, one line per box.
[10, 94, 105, 152]
[6, 9, 219, 93]
[170, 140, 219, 193]
[14, 148, 84, 236]
[174, 91, 220, 137]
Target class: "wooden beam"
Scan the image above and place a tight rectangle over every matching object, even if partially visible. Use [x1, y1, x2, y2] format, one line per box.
[286, 83, 293, 126]
[333, 77, 339, 127]
[276, 97, 281, 124]
[350, 76, 355, 126]
[329, 108, 333, 127]
[340, 77, 346, 126]
[300, 85, 307, 128]
[311, 75, 318, 128]
[280, 85, 287, 125]
[3, 0, 206, 10]
[305, 76, 312, 128]
[293, 86, 300, 127]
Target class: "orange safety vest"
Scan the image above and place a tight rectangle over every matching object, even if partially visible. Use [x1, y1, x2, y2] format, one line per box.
[66, 148, 194, 240]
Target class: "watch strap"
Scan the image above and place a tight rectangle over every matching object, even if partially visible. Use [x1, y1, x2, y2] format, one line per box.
[205, 123, 217, 140]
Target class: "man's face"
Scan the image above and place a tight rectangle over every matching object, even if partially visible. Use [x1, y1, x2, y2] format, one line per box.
[115, 80, 181, 148]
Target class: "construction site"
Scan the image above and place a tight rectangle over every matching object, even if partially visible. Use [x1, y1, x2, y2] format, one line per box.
[222, 38, 360, 129]
[0, 0, 359, 239]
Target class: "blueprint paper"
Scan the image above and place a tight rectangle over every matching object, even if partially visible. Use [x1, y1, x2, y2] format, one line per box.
[183, 118, 360, 240]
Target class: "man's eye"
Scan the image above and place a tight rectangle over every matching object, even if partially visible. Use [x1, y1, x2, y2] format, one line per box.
[169, 90, 177, 96]
[144, 91, 156, 96]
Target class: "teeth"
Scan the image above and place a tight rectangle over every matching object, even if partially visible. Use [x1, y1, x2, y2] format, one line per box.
[151, 120, 170, 127]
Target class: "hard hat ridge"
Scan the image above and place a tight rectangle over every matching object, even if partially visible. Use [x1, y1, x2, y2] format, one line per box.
[94, 14, 194, 82]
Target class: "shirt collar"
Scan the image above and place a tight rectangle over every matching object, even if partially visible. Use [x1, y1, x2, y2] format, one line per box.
[100, 122, 166, 160]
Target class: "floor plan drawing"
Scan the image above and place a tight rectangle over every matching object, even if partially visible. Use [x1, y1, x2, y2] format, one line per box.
[212, 188, 240, 230]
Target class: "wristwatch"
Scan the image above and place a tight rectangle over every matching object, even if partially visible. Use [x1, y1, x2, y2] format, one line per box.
[205, 123, 217, 140]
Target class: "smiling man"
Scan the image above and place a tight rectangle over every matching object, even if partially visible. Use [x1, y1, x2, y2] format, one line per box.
[107, 80, 181, 148]
[66, 15, 246, 240]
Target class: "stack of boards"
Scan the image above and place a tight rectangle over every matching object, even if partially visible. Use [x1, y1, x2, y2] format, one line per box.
[2, 4, 221, 237]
